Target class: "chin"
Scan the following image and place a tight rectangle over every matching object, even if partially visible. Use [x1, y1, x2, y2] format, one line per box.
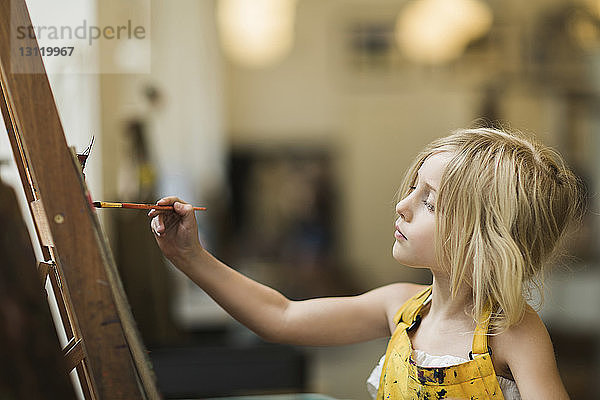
[396, 260, 430, 270]
[392, 240, 410, 259]
[392, 243, 432, 269]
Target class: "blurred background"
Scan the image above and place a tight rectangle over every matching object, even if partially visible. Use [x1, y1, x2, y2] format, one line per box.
[1, 0, 600, 398]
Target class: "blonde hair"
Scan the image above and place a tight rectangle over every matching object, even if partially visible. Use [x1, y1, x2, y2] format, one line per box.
[398, 128, 585, 333]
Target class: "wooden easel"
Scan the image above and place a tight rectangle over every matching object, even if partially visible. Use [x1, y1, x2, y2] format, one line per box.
[0, 176, 76, 399]
[0, 0, 161, 398]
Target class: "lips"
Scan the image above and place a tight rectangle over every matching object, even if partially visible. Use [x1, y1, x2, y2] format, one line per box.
[395, 225, 407, 240]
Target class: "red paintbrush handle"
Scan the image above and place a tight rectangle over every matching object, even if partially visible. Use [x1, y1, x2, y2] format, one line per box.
[121, 203, 206, 211]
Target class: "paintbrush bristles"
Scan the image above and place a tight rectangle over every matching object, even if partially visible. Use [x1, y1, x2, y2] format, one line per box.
[93, 201, 122, 208]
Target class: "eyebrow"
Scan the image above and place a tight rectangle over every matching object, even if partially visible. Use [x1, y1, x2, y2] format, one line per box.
[416, 173, 437, 193]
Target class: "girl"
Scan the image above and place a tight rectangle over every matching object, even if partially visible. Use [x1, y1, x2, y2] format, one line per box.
[148, 128, 582, 399]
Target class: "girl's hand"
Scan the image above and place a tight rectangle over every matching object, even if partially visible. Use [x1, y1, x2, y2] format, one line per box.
[148, 196, 203, 264]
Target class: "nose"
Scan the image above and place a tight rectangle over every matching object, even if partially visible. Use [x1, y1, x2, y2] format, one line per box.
[396, 194, 412, 222]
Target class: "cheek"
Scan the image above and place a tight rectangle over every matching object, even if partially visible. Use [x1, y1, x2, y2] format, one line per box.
[414, 217, 436, 240]
[414, 221, 437, 253]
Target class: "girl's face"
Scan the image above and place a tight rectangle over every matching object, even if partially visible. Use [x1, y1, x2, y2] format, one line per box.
[393, 151, 453, 269]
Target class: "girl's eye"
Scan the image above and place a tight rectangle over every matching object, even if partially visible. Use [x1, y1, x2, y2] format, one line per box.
[423, 200, 435, 212]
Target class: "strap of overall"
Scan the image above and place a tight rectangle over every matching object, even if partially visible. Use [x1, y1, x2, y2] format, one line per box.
[376, 286, 433, 399]
[472, 302, 492, 356]
[471, 301, 502, 397]
[393, 286, 433, 329]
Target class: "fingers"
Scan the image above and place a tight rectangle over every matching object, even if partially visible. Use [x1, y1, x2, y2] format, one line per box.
[159, 197, 193, 217]
[148, 196, 195, 235]
[151, 215, 162, 236]
[151, 211, 180, 234]
[147, 196, 190, 218]
[173, 201, 194, 216]
[156, 196, 187, 206]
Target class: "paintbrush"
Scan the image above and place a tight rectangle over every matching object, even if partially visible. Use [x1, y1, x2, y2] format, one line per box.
[93, 201, 206, 211]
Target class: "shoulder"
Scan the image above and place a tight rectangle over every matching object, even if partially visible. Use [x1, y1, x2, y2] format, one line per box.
[367, 282, 428, 334]
[491, 304, 553, 367]
[490, 304, 570, 398]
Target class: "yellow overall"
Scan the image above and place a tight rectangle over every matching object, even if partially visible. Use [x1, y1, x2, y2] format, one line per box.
[376, 286, 505, 400]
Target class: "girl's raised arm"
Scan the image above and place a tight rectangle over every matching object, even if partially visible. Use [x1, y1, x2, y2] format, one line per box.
[148, 196, 418, 346]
